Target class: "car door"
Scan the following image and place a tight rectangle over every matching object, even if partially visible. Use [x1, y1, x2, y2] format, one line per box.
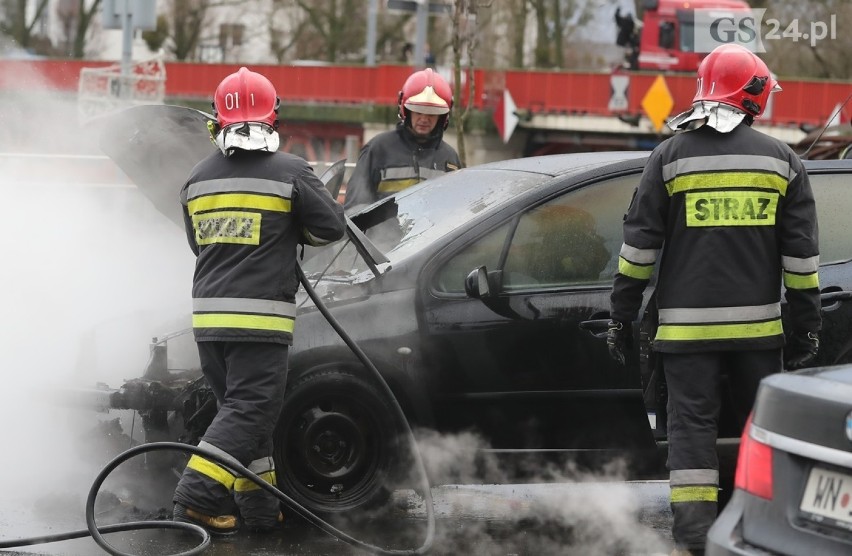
[420, 171, 658, 458]
[801, 167, 852, 367]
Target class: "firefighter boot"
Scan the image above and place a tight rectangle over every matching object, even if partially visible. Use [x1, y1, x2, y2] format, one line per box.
[173, 503, 240, 537]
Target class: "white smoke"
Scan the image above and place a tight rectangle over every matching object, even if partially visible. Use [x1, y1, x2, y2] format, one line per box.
[0, 64, 194, 526]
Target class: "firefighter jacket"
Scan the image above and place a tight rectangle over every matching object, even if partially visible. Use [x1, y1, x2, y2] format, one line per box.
[343, 122, 460, 210]
[180, 149, 346, 344]
[611, 124, 821, 353]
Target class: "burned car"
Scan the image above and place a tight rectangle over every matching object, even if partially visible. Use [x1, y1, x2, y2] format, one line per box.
[96, 107, 852, 518]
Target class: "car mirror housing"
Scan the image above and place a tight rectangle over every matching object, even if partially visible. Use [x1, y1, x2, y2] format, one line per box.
[465, 266, 491, 299]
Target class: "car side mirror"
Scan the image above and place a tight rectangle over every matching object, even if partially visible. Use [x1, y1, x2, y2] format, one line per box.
[465, 266, 504, 299]
[465, 266, 491, 299]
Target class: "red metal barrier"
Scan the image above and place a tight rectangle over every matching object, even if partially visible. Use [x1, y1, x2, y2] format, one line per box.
[1, 59, 848, 128]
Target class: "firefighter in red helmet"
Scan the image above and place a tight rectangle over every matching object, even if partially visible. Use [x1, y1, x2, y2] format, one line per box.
[172, 67, 345, 535]
[608, 44, 820, 555]
[343, 68, 461, 211]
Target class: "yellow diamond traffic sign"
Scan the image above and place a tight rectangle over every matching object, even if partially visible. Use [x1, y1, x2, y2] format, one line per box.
[641, 75, 674, 133]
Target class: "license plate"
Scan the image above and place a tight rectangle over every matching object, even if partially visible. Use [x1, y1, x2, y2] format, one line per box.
[800, 466, 852, 530]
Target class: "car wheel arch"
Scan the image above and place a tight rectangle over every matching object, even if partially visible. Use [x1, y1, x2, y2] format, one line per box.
[287, 347, 433, 429]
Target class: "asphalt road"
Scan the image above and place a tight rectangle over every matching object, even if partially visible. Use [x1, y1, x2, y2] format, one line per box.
[0, 480, 674, 556]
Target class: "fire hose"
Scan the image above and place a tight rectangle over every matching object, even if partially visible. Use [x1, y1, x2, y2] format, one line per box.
[0, 263, 436, 555]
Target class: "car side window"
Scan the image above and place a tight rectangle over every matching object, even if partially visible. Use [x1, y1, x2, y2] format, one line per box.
[811, 173, 852, 265]
[433, 174, 640, 294]
[433, 221, 512, 293]
[503, 175, 638, 290]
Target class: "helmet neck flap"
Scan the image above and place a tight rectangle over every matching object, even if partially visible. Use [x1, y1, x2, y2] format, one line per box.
[213, 122, 280, 156]
[668, 101, 749, 133]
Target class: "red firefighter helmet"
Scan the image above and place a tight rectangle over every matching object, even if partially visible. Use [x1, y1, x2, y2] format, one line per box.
[693, 44, 780, 118]
[213, 67, 280, 129]
[398, 68, 453, 127]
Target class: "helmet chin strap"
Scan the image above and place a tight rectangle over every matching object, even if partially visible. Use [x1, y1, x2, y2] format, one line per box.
[214, 122, 280, 156]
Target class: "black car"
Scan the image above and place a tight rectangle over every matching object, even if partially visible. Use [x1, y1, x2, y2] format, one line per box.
[97, 106, 852, 519]
[706, 365, 852, 555]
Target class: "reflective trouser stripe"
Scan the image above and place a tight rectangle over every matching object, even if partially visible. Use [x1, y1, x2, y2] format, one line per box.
[234, 471, 276, 492]
[187, 455, 236, 489]
[656, 319, 782, 341]
[670, 486, 718, 503]
[234, 456, 276, 492]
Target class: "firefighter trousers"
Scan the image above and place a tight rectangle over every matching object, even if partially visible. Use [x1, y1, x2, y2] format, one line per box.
[174, 341, 289, 530]
[663, 348, 782, 552]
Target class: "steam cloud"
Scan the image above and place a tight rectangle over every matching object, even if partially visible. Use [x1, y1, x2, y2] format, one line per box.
[0, 64, 194, 538]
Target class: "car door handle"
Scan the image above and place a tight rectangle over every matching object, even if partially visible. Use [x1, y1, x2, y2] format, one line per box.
[579, 318, 611, 339]
[820, 290, 852, 312]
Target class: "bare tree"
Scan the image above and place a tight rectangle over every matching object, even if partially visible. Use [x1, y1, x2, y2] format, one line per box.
[451, 0, 490, 167]
[508, 0, 528, 67]
[268, 1, 307, 63]
[265, 0, 362, 63]
[0, 0, 50, 51]
[55, 0, 102, 58]
[149, 0, 240, 61]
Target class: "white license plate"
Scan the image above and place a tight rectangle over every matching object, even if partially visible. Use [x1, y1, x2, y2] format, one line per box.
[800, 466, 852, 529]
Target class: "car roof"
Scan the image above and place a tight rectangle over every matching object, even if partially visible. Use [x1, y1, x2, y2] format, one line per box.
[471, 151, 650, 177]
[803, 158, 852, 171]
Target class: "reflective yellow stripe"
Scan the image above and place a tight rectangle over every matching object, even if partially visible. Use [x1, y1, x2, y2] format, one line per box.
[377, 178, 421, 193]
[671, 485, 718, 503]
[234, 471, 276, 492]
[656, 319, 782, 341]
[685, 191, 777, 227]
[193, 211, 261, 246]
[667, 172, 788, 197]
[784, 271, 820, 290]
[193, 313, 295, 333]
[187, 455, 236, 488]
[188, 193, 291, 214]
[618, 257, 654, 280]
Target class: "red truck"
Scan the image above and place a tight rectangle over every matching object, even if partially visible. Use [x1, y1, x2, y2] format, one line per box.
[616, 0, 753, 72]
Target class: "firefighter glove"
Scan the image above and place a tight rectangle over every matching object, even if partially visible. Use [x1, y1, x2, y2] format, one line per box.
[606, 320, 631, 366]
[784, 331, 819, 370]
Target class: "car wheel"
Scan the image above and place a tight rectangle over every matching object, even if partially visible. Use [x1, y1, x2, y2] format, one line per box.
[273, 368, 404, 515]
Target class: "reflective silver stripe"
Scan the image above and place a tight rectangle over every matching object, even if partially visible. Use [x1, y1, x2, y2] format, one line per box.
[659, 303, 780, 324]
[782, 255, 820, 273]
[198, 440, 241, 470]
[420, 168, 446, 179]
[619, 243, 659, 265]
[246, 456, 275, 474]
[186, 178, 293, 201]
[751, 422, 852, 469]
[662, 155, 792, 183]
[193, 297, 297, 317]
[382, 166, 418, 180]
[670, 469, 719, 486]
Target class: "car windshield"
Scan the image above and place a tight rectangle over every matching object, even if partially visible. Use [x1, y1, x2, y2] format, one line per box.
[302, 168, 549, 281]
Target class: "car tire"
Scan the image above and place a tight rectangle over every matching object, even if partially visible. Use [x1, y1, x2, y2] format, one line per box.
[273, 368, 405, 516]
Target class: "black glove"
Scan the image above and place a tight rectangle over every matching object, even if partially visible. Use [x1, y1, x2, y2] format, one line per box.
[606, 320, 631, 366]
[784, 331, 819, 370]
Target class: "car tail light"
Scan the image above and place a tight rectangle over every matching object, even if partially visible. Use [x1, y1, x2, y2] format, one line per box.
[734, 413, 773, 500]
